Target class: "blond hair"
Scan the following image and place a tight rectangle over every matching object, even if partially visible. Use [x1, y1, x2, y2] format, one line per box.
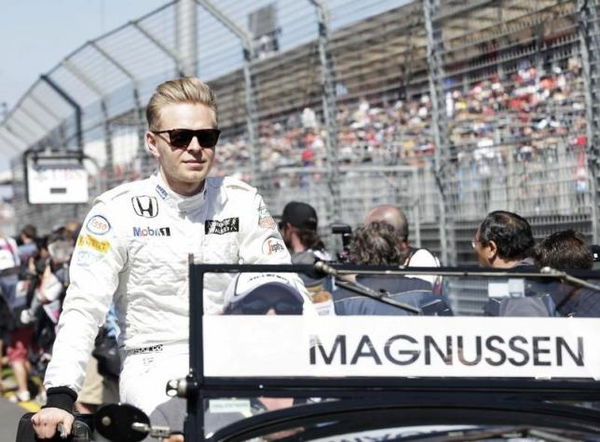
[146, 77, 218, 130]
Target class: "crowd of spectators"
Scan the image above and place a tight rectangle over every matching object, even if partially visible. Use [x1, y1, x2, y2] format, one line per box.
[106, 52, 591, 224]
[210, 55, 588, 180]
[0, 222, 78, 405]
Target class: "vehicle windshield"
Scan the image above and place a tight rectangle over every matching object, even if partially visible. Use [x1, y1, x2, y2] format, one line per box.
[184, 264, 600, 441]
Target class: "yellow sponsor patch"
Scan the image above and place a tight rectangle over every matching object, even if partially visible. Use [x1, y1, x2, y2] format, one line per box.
[77, 234, 110, 253]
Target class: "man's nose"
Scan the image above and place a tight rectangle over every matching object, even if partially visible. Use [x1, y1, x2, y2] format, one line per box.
[186, 135, 203, 153]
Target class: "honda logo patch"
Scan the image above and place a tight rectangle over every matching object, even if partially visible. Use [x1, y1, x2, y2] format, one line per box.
[132, 196, 159, 218]
[205, 218, 239, 235]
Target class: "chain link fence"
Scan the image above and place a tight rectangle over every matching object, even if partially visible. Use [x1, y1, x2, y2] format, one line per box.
[1, 0, 599, 267]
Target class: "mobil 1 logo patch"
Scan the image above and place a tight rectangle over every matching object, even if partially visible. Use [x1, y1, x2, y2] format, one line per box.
[132, 196, 158, 218]
[205, 217, 239, 235]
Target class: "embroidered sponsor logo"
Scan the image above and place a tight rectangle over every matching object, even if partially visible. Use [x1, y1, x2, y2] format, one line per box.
[205, 218, 239, 235]
[259, 215, 276, 229]
[262, 236, 286, 255]
[259, 218, 276, 229]
[131, 196, 159, 218]
[155, 184, 168, 200]
[125, 344, 164, 356]
[133, 226, 171, 237]
[77, 234, 110, 253]
[258, 204, 276, 229]
[74, 250, 103, 267]
[86, 215, 111, 235]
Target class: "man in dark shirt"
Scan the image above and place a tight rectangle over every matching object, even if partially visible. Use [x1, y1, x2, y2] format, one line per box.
[532, 229, 600, 317]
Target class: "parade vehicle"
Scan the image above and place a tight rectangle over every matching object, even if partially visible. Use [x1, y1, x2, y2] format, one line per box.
[17, 262, 600, 441]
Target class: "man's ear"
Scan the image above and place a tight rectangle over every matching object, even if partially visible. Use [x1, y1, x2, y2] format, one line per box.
[487, 240, 498, 261]
[145, 131, 160, 159]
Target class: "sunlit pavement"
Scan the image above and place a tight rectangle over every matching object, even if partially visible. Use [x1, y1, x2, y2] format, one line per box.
[0, 397, 29, 442]
[1, 368, 42, 442]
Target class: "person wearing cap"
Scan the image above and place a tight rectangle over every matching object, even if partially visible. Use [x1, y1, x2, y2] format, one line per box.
[32, 77, 300, 439]
[279, 201, 331, 264]
[279, 202, 334, 313]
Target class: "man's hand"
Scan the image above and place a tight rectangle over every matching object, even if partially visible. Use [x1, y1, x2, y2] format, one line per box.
[162, 434, 184, 442]
[31, 407, 74, 439]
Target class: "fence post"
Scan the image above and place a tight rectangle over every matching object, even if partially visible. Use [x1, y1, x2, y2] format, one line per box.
[61, 60, 114, 187]
[40, 75, 83, 152]
[423, 0, 452, 265]
[177, 0, 198, 77]
[308, 0, 341, 223]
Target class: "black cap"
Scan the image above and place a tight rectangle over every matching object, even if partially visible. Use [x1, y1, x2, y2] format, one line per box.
[280, 201, 318, 230]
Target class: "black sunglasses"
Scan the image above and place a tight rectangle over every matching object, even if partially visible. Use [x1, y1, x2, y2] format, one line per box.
[152, 128, 221, 149]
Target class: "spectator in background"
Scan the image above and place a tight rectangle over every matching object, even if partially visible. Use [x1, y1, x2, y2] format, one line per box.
[364, 204, 440, 286]
[279, 201, 331, 264]
[0, 231, 23, 399]
[0, 231, 21, 309]
[21, 227, 74, 326]
[17, 224, 38, 264]
[472, 210, 535, 269]
[278, 201, 334, 314]
[532, 230, 599, 318]
[532, 229, 593, 270]
[472, 211, 554, 316]
[333, 222, 450, 316]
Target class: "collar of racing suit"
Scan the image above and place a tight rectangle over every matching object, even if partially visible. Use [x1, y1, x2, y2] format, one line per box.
[150, 171, 225, 213]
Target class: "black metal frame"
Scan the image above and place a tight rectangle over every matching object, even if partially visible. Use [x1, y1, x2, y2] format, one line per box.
[186, 263, 600, 441]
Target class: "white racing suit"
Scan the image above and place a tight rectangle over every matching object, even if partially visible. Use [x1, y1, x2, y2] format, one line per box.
[44, 172, 307, 414]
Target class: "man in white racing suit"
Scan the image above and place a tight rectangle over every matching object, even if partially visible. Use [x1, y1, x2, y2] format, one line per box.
[32, 77, 307, 439]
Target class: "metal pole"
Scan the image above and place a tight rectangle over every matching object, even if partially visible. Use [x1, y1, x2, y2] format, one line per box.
[40, 75, 83, 150]
[61, 60, 115, 185]
[176, 0, 198, 77]
[423, 0, 451, 265]
[308, 0, 341, 223]
[186, 257, 204, 442]
[412, 169, 421, 248]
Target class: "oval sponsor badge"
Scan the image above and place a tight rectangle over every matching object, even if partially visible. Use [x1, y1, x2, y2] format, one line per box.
[262, 237, 286, 255]
[86, 215, 111, 235]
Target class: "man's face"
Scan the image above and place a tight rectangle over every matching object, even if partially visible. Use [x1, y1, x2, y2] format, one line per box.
[146, 102, 217, 195]
[472, 228, 491, 267]
[279, 222, 293, 248]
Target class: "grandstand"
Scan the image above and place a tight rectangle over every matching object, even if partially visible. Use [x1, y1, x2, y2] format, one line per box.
[0, 0, 599, 266]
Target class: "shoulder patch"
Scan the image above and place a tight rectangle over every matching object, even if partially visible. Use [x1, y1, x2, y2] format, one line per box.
[262, 236, 286, 256]
[85, 215, 111, 235]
